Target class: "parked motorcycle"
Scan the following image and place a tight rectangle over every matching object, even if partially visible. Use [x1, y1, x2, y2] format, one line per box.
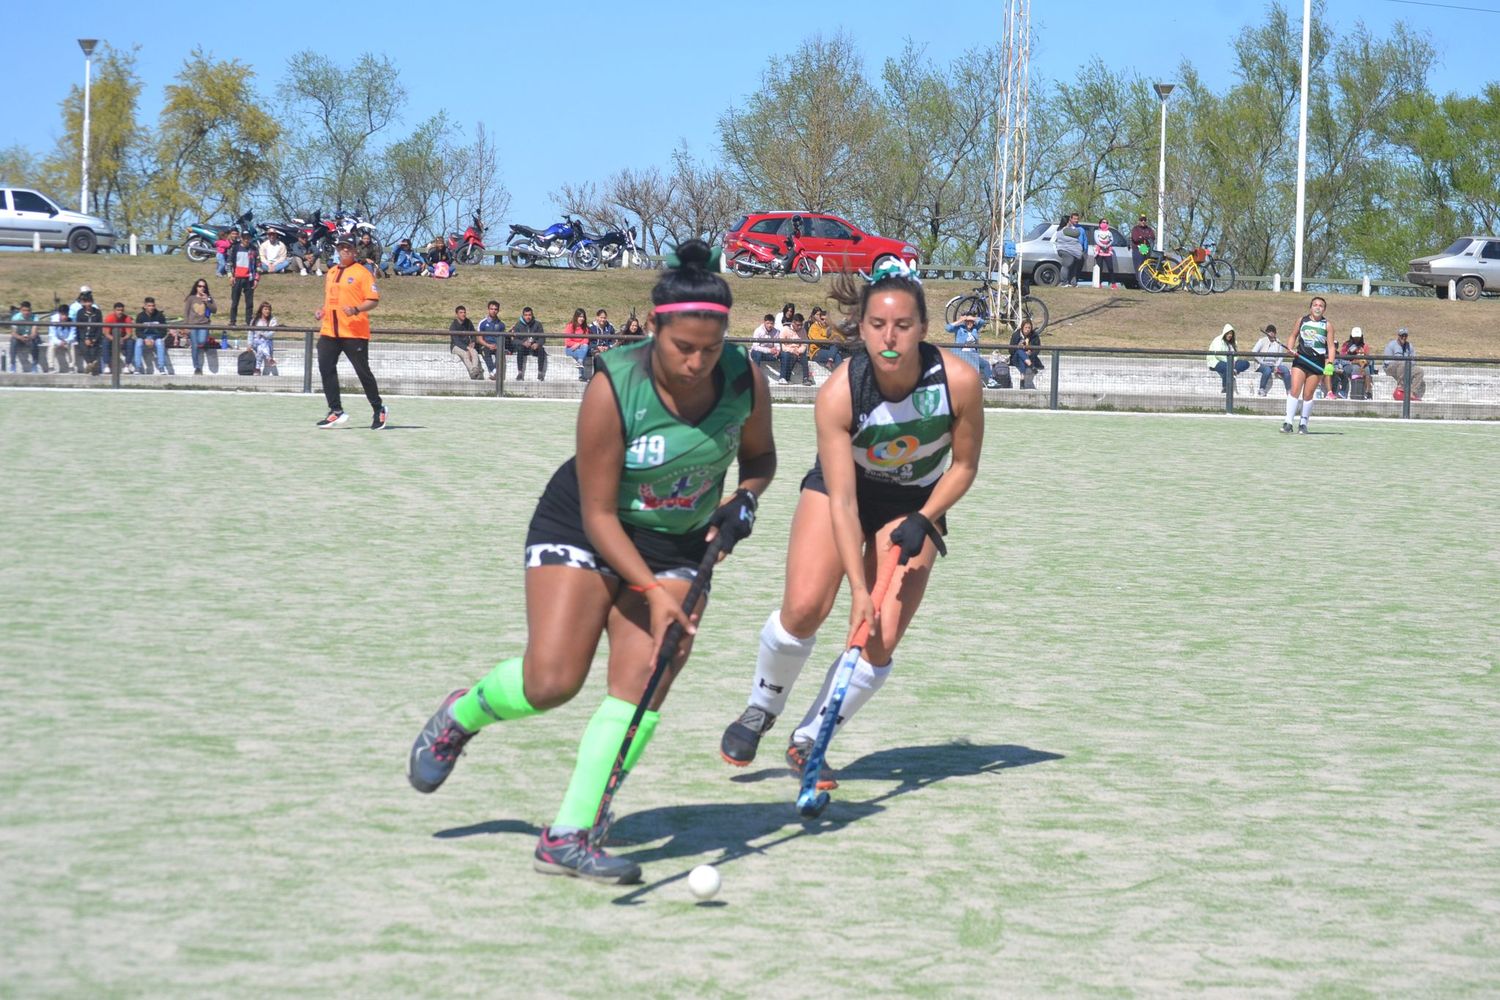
[455, 214, 487, 265]
[506, 218, 587, 268]
[569, 224, 639, 271]
[730, 236, 821, 283]
[182, 211, 253, 263]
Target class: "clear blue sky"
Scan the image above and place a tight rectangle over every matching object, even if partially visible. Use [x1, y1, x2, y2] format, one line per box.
[3, 0, 1492, 227]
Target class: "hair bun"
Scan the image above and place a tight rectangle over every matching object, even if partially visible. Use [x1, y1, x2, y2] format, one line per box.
[671, 239, 713, 272]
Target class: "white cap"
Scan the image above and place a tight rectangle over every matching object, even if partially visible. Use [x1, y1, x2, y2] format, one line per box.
[1349, 326, 1364, 339]
[79, 285, 92, 294]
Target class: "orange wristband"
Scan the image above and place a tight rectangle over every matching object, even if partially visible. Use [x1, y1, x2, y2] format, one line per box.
[628, 581, 661, 594]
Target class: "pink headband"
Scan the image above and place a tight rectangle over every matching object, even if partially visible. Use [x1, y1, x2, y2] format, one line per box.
[653, 301, 730, 315]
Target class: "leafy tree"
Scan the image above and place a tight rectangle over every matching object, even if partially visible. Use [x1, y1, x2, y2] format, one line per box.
[38, 44, 143, 222]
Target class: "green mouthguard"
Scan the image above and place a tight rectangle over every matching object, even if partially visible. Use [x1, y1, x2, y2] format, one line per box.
[879, 350, 901, 359]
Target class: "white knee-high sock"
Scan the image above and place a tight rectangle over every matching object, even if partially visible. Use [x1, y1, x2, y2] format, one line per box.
[1301, 398, 1314, 421]
[792, 655, 892, 744]
[1285, 395, 1300, 421]
[747, 609, 817, 716]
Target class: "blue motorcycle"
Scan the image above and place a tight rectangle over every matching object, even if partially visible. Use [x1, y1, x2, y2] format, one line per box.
[505, 218, 586, 268]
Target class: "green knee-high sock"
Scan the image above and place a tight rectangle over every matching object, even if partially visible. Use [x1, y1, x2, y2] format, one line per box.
[552, 696, 660, 831]
[451, 658, 539, 732]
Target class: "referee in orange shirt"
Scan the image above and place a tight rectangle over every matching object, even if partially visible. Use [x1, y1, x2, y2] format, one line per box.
[315, 236, 387, 429]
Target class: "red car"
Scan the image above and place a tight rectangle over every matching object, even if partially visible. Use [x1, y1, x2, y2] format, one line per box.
[723, 211, 919, 274]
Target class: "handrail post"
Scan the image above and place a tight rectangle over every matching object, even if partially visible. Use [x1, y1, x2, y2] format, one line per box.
[110, 324, 121, 389]
[496, 335, 507, 397]
[302, 330, 314, 394]
[1402, 360, 1412, 419]
[1225, 353, 1235, 413]
[1049, 349, 1060, 409]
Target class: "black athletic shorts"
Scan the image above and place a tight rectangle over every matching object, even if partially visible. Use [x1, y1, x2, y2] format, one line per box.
[1293, 350, 1326, 377]
[800, 459, 948, 538]
[525, 458, 709, 581]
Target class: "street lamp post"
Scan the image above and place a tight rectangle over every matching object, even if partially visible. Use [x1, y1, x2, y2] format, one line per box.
[1292, 0, 1311, 292]
[1153, 83, 1174, 254]
[78, 38, 98, 215]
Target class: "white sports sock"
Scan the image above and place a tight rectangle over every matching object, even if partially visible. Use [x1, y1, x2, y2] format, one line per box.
[792, 655, 892, 745]
[747, 610, 817, 716]
[1301, 398, 1314, 421]
[1284, 395, 1299, 421]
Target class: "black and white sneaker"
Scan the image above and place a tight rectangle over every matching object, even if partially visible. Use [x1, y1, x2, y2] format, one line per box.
[720, 705, 776, 766]
[1297, 422, 1309, 435]
[1280, 421, 1294, 434]
[317, 410, 348, 428]
[533, 827, 642, 884]
[407, 689, 475, 793]
[371, 405, 388, 430]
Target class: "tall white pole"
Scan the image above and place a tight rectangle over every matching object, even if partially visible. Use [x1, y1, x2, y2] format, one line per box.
[80, 53, 92, 213]
[1292, 0, 1311, 292]
[1156, 100, 1167, 253]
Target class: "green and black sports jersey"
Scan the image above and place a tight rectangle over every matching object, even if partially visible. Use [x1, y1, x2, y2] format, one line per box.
[1296, 314, 1330, 357]
[595, 338, 754, 534]
[848, 341, 953, 489]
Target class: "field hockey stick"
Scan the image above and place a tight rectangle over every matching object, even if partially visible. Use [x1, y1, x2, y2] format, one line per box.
[796, 547, 904, 818]
[589, 533, 729, 847]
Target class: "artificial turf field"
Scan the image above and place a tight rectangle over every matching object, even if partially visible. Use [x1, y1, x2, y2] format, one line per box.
[1, 388, 1497, 998]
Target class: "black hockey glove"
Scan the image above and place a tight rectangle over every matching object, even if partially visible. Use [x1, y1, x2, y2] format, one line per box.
[890, 512, 947, 565]
[706, 488, 758, 555]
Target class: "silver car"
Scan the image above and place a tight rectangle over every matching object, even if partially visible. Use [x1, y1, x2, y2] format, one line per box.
[0, 187, 117, 253]
[1014, 222, 1141, 288]
[1406, 236, 1500, 301]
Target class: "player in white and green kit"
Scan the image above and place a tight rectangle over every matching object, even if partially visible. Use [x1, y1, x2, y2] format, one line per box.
[1283, 295, 1335, 434]
[719, 260, 985, 783]
[406, 241, 776, 884]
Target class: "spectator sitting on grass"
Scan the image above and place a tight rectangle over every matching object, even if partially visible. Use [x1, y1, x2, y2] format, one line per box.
[1206, 323, 1250, 394]
[449, 305, 483, 380]
[392, 238, 423, 276]
[259, 231, 295, 274]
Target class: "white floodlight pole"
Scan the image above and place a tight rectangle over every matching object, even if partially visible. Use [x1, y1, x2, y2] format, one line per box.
[1292, 0, 1310, 292]
[1153, 83, 1174, 253]
[79, 38, 99, 214]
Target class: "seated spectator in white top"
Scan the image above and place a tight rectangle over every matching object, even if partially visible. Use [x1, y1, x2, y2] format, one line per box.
[259, 231, 295, 273]
[1251, 324, 1290, 395]
[749, 314, 780, 376]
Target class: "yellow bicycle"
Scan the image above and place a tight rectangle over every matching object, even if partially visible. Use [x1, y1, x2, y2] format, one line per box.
[1137, 245, 1213, 295]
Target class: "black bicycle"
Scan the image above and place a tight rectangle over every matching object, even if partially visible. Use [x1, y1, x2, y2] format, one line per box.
[943, 275, 1049, 334]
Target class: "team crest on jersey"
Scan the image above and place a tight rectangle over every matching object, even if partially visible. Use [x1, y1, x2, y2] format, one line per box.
[913, 386, 942, 417]
[638, 466, 716, 510]
[866, 434, 919, 468]
[720, 424, 741, 451]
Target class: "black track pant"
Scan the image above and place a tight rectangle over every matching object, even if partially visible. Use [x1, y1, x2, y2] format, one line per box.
[317, 335, 382, 413]
[230, 278, 255, 326]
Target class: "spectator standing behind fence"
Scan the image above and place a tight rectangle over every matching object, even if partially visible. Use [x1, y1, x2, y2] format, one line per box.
[1130, 214, 1156, 276]
[184, 279, 216, 375]
[9, 302, 39, 373]
[450, 305, 484, 380]
[314, 237, 386, 429]
[74, 290, 104, 376]
[1383, 327, 1427, 402]
[1337, 327, 1374, 400]
[478, 300, 506, 380]
[511, 306, 548, 381]
[49, 306, 75, 373]
[1010, 318, 1043, 389]
[1093, 218, 1118, 288]
[104, 301, 133, 375]
[946, 312, 1002, 388]
[779, 313, 814, 385]
[1057, 215, 1084, 287]
[228, 230, 260, 327]
[1207, 324, 1251, 394]
[749, 313, 780, 376]
[251, 302, 279, 375]
[563, 308, 592, 381]
[259, 230, 294, 274]
[135, 297, 170, 374]
[1251, 324, 1290, 396]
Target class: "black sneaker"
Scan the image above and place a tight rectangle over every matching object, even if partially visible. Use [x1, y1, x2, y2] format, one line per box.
[407, 689, 475, 793]
[532, 827, 642, 884]
[371, 405, 388, 430]
[720, 705, 776, 766]
[786, 737, 838, 790]
[1280, 421, 1294, 434]
[1297, 423, 1309, 435]
[317, 410, 347, 428]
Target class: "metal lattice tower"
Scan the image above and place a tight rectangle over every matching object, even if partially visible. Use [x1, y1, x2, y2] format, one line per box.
[988, 0, 1032, 328]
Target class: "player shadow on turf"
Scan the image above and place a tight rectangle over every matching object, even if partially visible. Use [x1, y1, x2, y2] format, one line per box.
[729, 739, 1061, 785]
[432, 818, 542, 839]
